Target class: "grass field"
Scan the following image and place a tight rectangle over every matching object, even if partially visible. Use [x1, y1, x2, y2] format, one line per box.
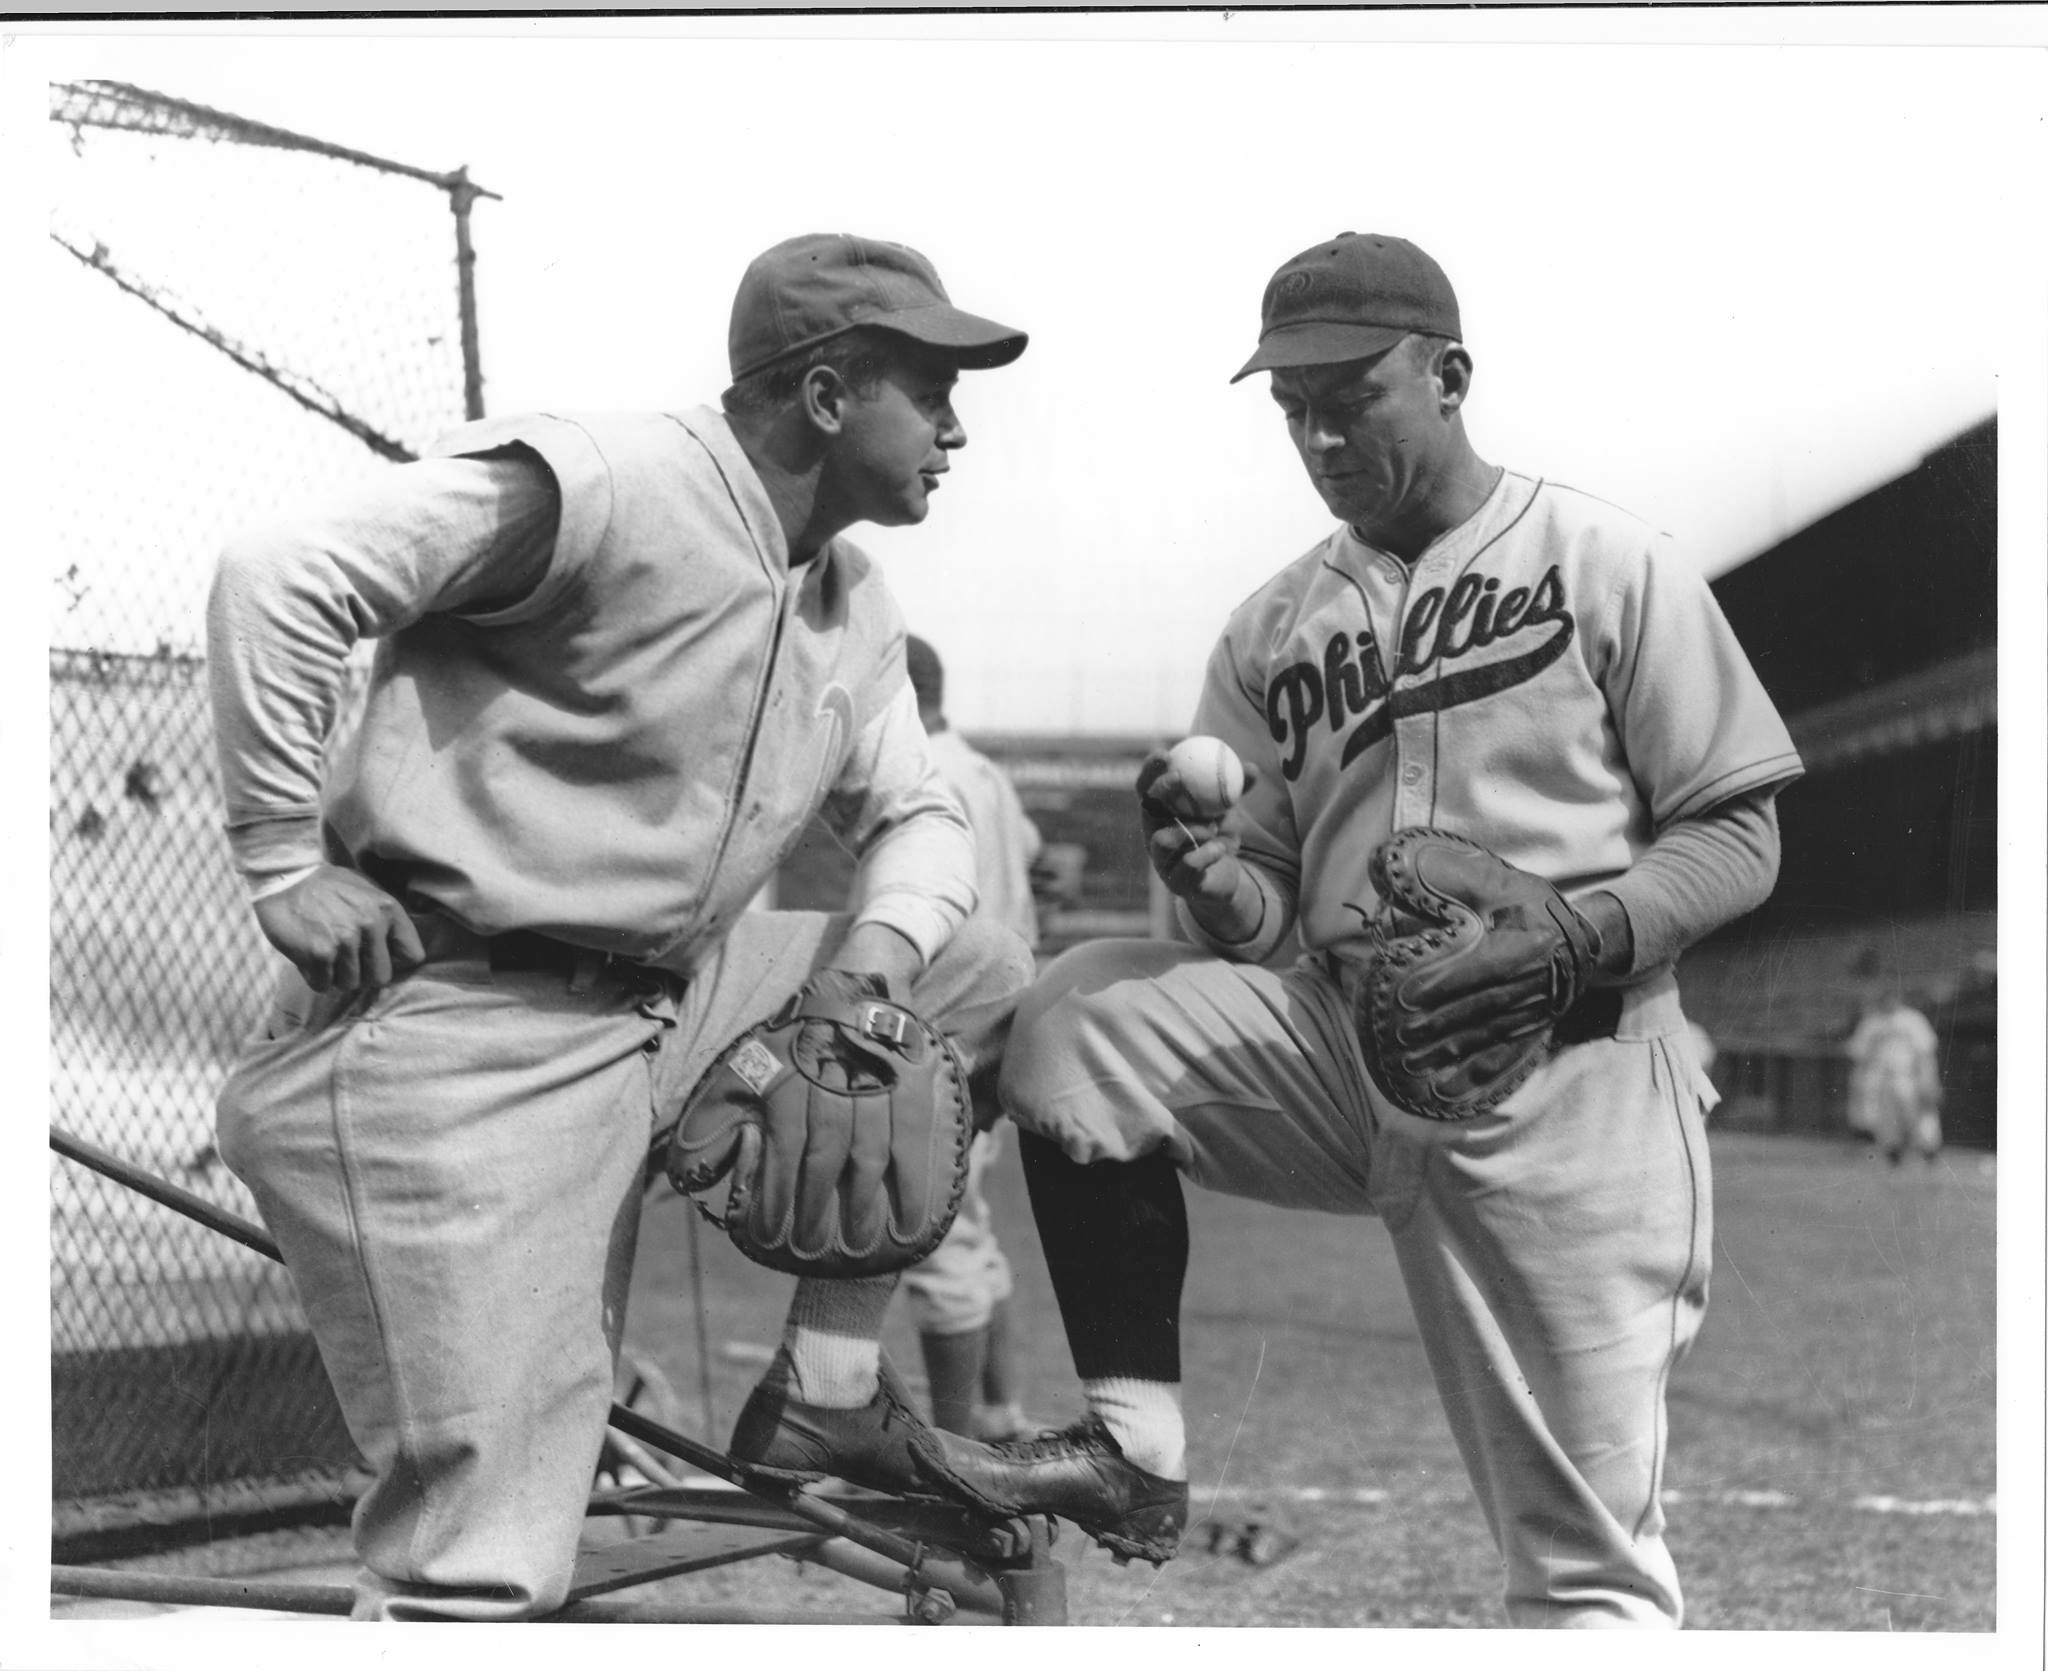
[611, 1127, 1998, 1631]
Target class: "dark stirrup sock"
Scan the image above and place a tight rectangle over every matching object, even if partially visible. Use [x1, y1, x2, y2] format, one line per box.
[1017, 1129, 1188, 1384]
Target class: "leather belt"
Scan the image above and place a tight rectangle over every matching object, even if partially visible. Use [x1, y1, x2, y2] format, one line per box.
[1554, 988, 1624, 1045]
[483, 928, 612, 978]
[403, 894, 623, 989]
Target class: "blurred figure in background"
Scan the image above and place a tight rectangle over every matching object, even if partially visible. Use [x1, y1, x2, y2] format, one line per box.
[900, 633, 1042, 1438]
[1846, 992, 1943, 1166]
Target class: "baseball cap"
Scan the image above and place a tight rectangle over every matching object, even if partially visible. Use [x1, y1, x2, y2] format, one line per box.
[729, 233, 1028, 382]
[1231, 233, 1461, 383]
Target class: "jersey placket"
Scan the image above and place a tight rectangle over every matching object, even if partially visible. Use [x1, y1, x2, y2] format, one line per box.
[1359, 547, 1439, 832]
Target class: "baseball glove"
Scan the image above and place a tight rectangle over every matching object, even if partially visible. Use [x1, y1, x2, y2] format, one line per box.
[663, 970, 973, 1279]
[1356, 828, 1606, 1122]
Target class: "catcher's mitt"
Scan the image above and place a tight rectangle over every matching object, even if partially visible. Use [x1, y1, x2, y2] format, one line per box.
[664, 970, 972, 1279]
[1357, 828, 1606, 1122]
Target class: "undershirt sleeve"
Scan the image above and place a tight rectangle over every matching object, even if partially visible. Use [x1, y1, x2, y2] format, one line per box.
[1600, 786, 1785, 975]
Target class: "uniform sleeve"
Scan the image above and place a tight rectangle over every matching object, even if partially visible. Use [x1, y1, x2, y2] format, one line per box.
[206, 452, 561, 895]
[1179, 623, 1303, 963]
[1601, 540, 1804, 829]
[1600, 785, 1785, 974]
[821, 679, 979, 967]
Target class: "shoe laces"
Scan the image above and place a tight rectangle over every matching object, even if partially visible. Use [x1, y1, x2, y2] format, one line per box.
[994, 1413, 1118, 1462]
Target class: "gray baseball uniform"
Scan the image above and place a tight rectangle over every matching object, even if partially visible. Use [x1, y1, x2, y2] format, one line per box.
[210, 411, 1028, 1618]
[1001, 469, 1801, 1624]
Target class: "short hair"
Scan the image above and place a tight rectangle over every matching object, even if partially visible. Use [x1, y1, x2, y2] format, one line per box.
[1404, 332, 1455, 373]
[721, 325, 902, 418]
[904, 633, 944, 713]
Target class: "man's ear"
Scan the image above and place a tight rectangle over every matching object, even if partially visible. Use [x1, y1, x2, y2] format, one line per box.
[1437, 344, 1475, 415]
[798, 364, 851, 435]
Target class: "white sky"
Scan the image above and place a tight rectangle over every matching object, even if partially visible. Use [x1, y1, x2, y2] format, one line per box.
[8, 16, 2039, 736]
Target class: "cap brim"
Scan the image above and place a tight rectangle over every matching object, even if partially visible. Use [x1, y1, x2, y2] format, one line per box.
[1229, 321, 1412, 383]
[877, 303, 1029, 370]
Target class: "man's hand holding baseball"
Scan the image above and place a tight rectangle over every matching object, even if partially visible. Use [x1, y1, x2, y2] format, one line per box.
[1137, 750, 1266, 944]
[254, 864, 426, 994]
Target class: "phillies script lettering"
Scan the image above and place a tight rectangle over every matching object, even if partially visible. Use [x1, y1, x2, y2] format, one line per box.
[1265, 566, 1575, 780]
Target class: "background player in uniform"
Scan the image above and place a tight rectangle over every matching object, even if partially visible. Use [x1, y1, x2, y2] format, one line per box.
[977, 233, 1806, 1621]
[895, 634, 1041, 1439]
[206, 233, 1038, 1619]
[1845, 991, 1943, 1165]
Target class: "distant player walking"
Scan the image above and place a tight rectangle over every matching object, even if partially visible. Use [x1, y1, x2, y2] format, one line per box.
[977, 233, 1805, 1622]
[1846, 994, 1943, 1165]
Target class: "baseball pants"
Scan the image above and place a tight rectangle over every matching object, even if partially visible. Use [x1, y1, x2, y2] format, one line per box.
[998, 941, 1716, 1628]
[899, 1129, 1016, 1337]
[1871, 1074, 1942, 1160]
[216, 909, 1029, 1621]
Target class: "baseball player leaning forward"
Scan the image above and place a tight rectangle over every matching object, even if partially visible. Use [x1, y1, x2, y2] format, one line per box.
[207, 235, 1055, 1619]
[978, 235, 1807, 1624]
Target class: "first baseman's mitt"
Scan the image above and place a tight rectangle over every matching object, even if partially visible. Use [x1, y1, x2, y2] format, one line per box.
[1356, 828, 1606, 1122]
[664, 970, 972, 1279]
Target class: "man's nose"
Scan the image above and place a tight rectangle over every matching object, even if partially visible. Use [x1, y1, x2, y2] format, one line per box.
[938, 403, 967, 448]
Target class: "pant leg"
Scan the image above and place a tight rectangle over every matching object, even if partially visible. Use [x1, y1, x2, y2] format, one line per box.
[1872, 1075, 1917, 1158]
[1382, 1024, 1714, 1628]
[215, 955, 678, 1620]
[1000, 941, 1383, 1393]
[1011, 943, 1713, 1626]
[999, 940, 1381, 1210]
[900, 1130, 1009, 1337]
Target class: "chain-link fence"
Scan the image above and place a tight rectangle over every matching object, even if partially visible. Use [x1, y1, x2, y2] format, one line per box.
[45, 80, 492, 1551]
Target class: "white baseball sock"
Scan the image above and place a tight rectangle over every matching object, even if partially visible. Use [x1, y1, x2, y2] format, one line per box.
[781, 1275, 897, 1408]
[1084, 1377, 1187, 1479]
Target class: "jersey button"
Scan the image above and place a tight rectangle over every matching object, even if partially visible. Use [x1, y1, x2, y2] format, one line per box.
[1401, 763, 1425, 785]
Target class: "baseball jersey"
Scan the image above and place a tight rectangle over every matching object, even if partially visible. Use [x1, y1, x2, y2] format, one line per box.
[1187, 468, 1803, 965]
[208, 407, 976, 970]
[1848, 1007, 1940, 1093]
[926, 727, 1045, 948]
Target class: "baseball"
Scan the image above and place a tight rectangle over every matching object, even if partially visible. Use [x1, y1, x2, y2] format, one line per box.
[1161, 735, 1246, 820]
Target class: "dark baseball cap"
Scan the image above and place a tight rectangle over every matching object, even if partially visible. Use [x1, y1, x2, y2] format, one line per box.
[729, 233, 1028, 382]
[1231, 233, 1461, 383]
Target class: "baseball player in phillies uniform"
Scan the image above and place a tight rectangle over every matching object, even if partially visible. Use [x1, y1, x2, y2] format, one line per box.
[982, 234, 1805, 1622]
[207, 234, 1040, 1619]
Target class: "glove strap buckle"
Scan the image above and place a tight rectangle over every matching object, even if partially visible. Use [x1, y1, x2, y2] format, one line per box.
[859, 1003, 911, 1047]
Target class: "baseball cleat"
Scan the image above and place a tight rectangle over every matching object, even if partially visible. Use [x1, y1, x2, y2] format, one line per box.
[727, 1355, 974, 1499]
[914, 1413, 1189, 1565]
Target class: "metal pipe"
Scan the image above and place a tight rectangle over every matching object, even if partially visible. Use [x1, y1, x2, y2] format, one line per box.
[52, 1564, 352, 1615]
[50, 1125, 281, 1261]
[449, 167, 487, 420]
[601, 1404, 1001, 1614]
[686, 1208, 718, 1434]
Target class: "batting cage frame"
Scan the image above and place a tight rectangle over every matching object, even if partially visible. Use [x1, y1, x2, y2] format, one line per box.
[47, 78, 502, 1559]
[49, 1128, 1071, 1625]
